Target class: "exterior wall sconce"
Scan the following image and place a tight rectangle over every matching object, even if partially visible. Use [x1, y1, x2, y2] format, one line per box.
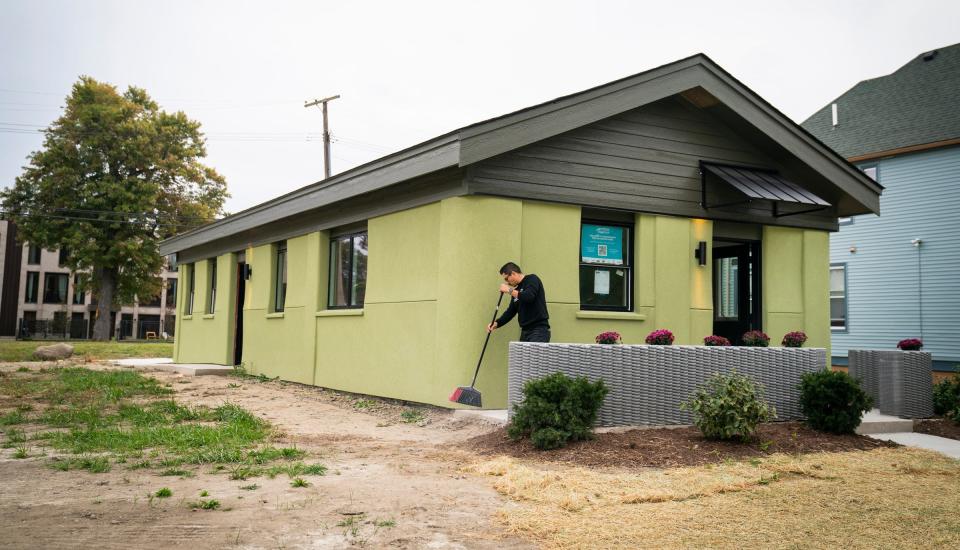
[849, 245, 857, 253]
[244, 265, 253, 280]
[694, 241, 707, 266]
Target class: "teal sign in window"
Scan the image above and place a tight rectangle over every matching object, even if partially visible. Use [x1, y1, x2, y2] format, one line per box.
[581, 224, 624, 265]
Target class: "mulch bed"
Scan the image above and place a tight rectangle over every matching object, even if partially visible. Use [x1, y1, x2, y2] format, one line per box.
[914, 418, 960, 441]
[467, 422, 898, 469]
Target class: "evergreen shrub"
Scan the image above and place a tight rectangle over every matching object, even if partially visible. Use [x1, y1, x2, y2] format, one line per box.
[681, 371, 776, 441]
[933, 371, 960, 416]
[508, 372, 609, 450]
[799, 369, 873, 434]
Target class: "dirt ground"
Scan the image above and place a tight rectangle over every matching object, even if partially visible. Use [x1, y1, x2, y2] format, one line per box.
[915, 417, 960, 441]
[0, 361, 533, 550]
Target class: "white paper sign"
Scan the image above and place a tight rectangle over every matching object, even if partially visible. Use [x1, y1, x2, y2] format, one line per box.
[594, 269, 610, 295]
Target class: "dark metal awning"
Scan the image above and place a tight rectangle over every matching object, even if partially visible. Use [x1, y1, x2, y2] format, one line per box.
[699, 161, 831, 218]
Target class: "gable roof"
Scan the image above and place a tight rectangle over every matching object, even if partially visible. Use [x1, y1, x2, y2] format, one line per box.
[161, 54, 882, 257]
[801, 42, 960, 160]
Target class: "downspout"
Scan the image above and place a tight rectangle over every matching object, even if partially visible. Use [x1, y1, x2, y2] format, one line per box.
[912, 238, 923, 340]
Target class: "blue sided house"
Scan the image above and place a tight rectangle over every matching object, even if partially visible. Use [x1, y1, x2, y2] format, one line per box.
[802, 42, 960, 375]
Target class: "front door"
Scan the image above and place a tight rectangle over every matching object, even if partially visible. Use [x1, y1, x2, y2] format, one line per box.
[712, 241, 761, 345]
[233, 260, 246, 366]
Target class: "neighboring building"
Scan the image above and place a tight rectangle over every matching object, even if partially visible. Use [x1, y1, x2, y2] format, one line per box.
[802, 43, 960, 375]
[0, 219, 178, 340]
[161, 54, 881, 408]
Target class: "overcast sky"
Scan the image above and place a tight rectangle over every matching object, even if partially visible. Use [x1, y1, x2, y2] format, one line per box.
[2, 0, 958, 215]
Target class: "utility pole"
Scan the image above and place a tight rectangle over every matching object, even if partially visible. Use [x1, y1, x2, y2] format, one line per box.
[304, 94, 340, 179]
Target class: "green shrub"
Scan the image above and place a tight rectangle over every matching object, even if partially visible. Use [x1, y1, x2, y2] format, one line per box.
[933, 371, 960, 416]
[799, 369, 873, 434]
[507, 372, 608, 450]
[681, 371, 776, 441]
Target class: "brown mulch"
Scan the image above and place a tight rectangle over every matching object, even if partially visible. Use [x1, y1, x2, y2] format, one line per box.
[914, 418, 960, 441]
[467, 422, 899, 469]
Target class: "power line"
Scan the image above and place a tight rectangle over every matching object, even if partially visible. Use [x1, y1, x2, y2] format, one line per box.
[0, 210, 209, 228]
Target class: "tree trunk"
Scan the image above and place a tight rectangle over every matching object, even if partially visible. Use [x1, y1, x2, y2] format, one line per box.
[92, 267, 116, 341]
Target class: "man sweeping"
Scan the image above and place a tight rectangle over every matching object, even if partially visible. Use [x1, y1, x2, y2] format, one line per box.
[486, 262, 550, 343]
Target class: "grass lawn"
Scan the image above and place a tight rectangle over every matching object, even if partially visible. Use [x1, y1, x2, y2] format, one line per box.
[0, 340, 173, 362]
[0, 367, 325, 479]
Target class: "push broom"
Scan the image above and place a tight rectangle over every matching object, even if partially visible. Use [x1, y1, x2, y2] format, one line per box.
[449, 292, 505, 407]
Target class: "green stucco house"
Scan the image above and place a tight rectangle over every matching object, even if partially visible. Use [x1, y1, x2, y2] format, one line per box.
[160, 54, 882, 409]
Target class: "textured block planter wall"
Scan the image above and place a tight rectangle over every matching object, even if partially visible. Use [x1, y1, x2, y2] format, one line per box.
[848, 350, 933, 418]
[508, 342, 826, 426]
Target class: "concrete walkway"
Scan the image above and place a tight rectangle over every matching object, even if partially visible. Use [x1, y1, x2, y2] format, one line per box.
[868, 432, 960, 459]
[109, 357, 234, 376]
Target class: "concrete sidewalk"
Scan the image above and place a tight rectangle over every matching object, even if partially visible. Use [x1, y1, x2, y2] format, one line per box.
[868, 432, 960, 459]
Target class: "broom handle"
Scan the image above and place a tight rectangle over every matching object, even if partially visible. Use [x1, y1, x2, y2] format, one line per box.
[470, 292, 506, 388]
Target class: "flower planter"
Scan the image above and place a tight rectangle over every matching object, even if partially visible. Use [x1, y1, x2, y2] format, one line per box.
[848, 350, 933, 418]
[508, 342, 826, 427]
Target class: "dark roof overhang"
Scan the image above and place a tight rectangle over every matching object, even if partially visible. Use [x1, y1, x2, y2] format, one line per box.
[699, 161, 831, 218]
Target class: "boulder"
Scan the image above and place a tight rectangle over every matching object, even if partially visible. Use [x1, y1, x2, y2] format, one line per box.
[34, 343, 74, 361]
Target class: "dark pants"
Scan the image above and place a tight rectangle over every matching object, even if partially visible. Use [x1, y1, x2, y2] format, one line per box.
[520, 325, 551, 343]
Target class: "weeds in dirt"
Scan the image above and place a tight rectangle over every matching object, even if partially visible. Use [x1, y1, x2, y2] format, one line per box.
[13, 445, 29, 458]
[1, 410, 27, 425]
[49, 455, 111, 473]
[155, 488, 172, 498]
[199, 490, 209, 496]
[290, 477, 309, 488]
[240, 484, 259, 491]
[353, 399, 375, 410]
[16, 367, 30, 372]
[159, 468, 192, 477]
[400, 409, 425, 424]
[189, 499, 221, 510]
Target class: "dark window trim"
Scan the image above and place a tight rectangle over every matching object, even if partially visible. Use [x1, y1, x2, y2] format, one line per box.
[42, 272, 69, 304]
[273, 242, 287, 313]
[72, 274, 85, 305]
[830, 262, 848, 333]
[579, 218, 634, 312]
[186, 263, 195, 315]
[327, 230, 368, 310]
[207, 259, 217, 314]
[27, 245, 41, 265]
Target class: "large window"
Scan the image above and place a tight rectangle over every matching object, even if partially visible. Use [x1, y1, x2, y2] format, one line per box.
[43, 273, 69, 304]
[207, 259, 217, 314]
[579, 222, 632, 310]
[72, 275, 85, 305]
[328, 232, 367, 309]
[27, 245, 41, 265]
[24, 272, 40, 303]
[186, 264, 195, 315]
[830, 264, 847, 330]
[274, 242, 287, 312]
[165, 278, 178, 308]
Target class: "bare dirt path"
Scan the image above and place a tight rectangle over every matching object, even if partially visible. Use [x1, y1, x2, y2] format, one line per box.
[0, 362, 533, 550]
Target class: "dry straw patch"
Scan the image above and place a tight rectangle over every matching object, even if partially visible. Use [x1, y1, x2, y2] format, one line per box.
[467, 448, 960, 549]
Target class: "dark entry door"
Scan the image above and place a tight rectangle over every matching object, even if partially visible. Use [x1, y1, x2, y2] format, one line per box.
[233, 261, 245, 365]
[712, 241, 761, 345]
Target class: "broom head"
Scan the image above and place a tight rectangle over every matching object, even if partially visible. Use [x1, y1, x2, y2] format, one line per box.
[449, 386, 482, 407]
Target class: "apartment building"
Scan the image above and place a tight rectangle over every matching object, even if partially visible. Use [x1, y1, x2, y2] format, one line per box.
[0, 219, 177, 339]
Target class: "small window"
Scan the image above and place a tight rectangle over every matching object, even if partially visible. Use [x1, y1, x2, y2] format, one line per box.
[274, 242, 287, 312]
[27, 245, 41, 265]
[72, 275, 85, 305]
[830, 264, 847, 330]
[861, 165, 878, 181]
[43, 273, 69, 304]
[207, 259, 217, 314]
[328, 232, 367, 309]
[165, 278, 178, 309]
[579, 222, 632, 311]
[58, 248, 69, 267]
[24, 272, 40, 303]
[186, 264, 195, 315]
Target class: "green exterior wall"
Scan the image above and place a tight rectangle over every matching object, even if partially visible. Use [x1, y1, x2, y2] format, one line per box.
[174, 254, 236, 365]
[173, 196, 832, 407]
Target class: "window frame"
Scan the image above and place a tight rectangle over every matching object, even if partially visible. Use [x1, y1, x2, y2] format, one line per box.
[24, 271, 40, 303]
[327, 231, 368, 310]
[830, 263, 848, 332]
[273, 242, 287, 313]
[207, 259, 217, 314]
[42, 272, 69, 304]
[578, 219, 634, 312]
[165, 278, 178, 309]
[27, 245, 41, 265]
[72, 274, 85, 305]
[186, 263, 195, 315]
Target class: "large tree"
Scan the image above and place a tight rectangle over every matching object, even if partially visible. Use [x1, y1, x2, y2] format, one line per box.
[2, 77, 227, 340]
